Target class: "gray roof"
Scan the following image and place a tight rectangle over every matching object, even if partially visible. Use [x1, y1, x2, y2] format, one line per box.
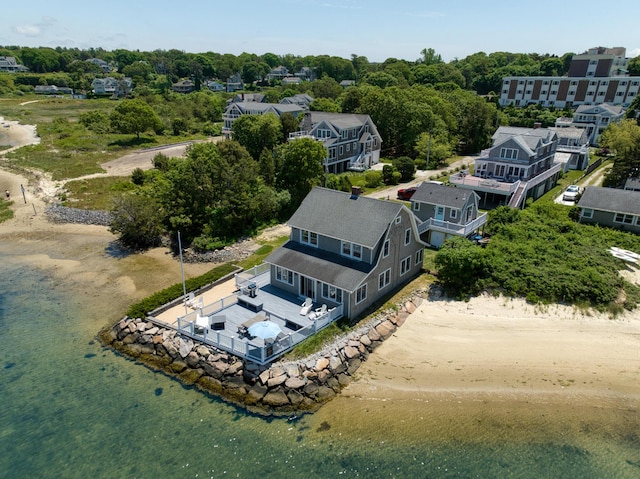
[411, 183, 476, 209]
[310, 112, 371, 131]
[578, 186, 640, 215]
[624, 177, 640, 191]
[574, 103, 623, 116]
[229, 102, 304, 116]
[266, 241, 372, 292]
[287, 187, 403, 249]
[549, 126, 585, 140]
[492, 126, 556, 151]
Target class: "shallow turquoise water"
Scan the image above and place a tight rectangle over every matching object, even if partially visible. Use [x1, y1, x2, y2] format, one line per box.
[1, 248, 639, 478]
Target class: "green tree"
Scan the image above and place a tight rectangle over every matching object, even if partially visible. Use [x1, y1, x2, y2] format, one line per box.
[628, 56, 640, 76]
[311, 75, 343, 99]
[275, 137, 326, 209]
[600, 119, 640, 187]
[121, 61, 153, 83]
[109, 193, 164, 249]
[393, 156, 415, 182]
[419, 48, 443, 65]
[231, 113, 283, 160]
[414, 131, 453, 167]
[279, 112, 299, 142]
[110, 99, 163, 139]
[310, 97, 341, 112]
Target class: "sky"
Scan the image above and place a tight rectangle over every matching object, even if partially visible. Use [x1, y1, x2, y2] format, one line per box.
[2, 0, 640, 63]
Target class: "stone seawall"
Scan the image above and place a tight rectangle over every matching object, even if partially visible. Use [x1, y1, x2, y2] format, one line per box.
[99, 293, 425, 415]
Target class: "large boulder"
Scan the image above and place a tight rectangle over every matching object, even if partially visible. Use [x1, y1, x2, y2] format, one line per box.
[262, 388, 290, 407]
[375, 320, 396, 340]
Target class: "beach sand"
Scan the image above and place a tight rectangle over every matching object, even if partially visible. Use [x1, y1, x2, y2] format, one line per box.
[2, 117, 639, 417]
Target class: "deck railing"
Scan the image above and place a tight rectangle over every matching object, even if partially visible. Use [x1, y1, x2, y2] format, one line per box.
[235, 264, 271, 290]
[171, 294, 344, 365]
[418, 212, 487, 236]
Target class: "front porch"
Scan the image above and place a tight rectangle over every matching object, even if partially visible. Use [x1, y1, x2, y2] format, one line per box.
[150, 266, 343, 365]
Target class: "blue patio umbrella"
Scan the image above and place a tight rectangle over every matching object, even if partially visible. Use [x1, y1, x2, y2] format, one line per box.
[248, 320, 282, 340]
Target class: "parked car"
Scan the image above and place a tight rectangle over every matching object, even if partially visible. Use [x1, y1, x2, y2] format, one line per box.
[563, 185, 581, 202]
[397, 186, 417, 200]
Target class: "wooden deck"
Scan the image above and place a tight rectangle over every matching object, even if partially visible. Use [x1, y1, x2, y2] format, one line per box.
[153, 280, 343, 365]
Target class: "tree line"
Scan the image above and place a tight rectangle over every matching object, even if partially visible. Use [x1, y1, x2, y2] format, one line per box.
[4, 44, 638, 95]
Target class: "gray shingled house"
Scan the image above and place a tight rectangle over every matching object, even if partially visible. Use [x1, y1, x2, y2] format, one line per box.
[578, 186, 640, 233]
[265, 187, 426, 320]
[409, 182, 487, 247]
[449, 126, 562, 208]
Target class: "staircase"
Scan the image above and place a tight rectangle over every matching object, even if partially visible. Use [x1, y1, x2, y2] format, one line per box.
[508, 182, 527, 208]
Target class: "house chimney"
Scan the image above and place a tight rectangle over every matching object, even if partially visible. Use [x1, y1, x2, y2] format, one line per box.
[533, 122, 542, 129]
[350, 186, 363, 198]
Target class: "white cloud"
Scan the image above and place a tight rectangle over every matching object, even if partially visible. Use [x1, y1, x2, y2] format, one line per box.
[14, 25, 41, 37]
[13, 17, 57, 38]
[628, 48, 640, 58]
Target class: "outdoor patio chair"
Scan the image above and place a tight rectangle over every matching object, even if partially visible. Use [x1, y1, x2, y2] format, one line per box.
[194, 314, 209, 333]
[308, 304, 327, 320]
[300, 297, 313, 315]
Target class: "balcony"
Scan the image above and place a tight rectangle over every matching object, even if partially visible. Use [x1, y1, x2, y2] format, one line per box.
[418, 212, 487, 237]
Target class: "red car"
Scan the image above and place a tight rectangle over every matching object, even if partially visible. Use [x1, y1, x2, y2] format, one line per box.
[397, 186, 417, 200]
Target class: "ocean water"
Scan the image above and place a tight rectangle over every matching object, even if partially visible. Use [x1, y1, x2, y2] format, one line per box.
[1, 247, 639, 478]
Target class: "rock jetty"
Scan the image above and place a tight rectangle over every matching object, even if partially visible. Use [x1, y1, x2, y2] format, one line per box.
[99, 292, 426, 415]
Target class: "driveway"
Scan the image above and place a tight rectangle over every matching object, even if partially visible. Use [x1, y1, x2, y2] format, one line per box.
[553, 163, 612, 205]
[368, 156, 476, 200]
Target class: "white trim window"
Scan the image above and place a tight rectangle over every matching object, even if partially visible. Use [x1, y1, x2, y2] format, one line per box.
[413, 202, 420, 211]
[415, 249, 423, 266]
[355, 284, 367, 304]
[342, 241, 363, 260]
[322, 283, 343, 303]
[383, 239, 390, 258]
[300, 229, 318, 247]
[450, 209, 457, 219]
[500, 148, 518, 160]
[378, 269, 391, 290]
[400, 256, 411, 275]
[404, 228, 411, 245]
[395, 216, 401, 224]
[614, 213, 635, 225]
[581, 208, 593, 219]
[275, 266, 294, 285]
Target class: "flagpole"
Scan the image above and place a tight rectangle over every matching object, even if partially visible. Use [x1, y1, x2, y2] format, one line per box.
[178, 231, 188, 315]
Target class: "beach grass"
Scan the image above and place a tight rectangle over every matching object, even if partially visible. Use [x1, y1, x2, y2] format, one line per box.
[62, 176, 136, 210]
[0, 199, 13, 222]
[1, 96, 205, 180]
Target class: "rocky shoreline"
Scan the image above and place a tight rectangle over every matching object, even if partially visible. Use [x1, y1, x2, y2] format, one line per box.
[99, 291, 426, 415]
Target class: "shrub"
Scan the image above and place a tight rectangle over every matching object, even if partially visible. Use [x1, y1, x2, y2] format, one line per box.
[364, 170, 382, 188]
[131, 167, 145, 185]
[392, 156, 415, 182]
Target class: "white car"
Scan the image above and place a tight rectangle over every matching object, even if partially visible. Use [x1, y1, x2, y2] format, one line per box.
[563, 185, 581, 202]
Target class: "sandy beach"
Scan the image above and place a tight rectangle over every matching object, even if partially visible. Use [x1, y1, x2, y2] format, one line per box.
[2, 117, 639, 412]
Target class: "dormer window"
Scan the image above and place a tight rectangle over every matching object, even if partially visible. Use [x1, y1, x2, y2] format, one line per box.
[300, 230, 318, 246]
[342, 241, 362, 260]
